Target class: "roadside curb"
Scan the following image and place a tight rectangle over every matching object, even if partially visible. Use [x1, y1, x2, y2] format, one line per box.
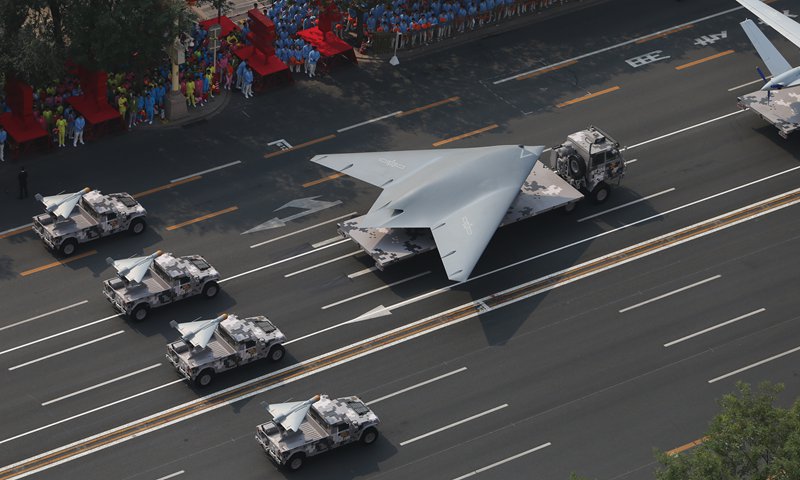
[149, 88, 233, 130]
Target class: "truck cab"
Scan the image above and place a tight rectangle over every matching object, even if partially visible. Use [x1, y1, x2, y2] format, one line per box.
[550, 126, 626, 203]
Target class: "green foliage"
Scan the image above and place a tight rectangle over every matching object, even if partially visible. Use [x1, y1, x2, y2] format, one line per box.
[0, 0, 66, 86]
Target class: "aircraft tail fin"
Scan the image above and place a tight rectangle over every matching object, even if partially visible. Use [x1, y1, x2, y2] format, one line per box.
[741, 19, 792, 76]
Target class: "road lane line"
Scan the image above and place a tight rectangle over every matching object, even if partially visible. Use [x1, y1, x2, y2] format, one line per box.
[396, 96, 460, 116]
[249, 212, 357, 248]
[337, 111, 403, 132]
[729, 76, 773, 91]
[263, 134, 336, 159]
[399, 404, 508, 446]
[433, 124, 499, 147]
[42, 363, 163, 406]
[0, 301, 89, 333]
[708, 345, 800, 384]
[675, 50, 735, 70]
[577, 188, 676, 222]
[19, 250, 97, 277]
[626, 158, 638, 164]
[635, 24, 694, 43]
[165, 206, 238, 231]
[0, 314, 121, 357]
[321, 271, 432, 311]
[627, 110, 746, 150]
[556, 86, 620, 108]
[619, 275, 721, 313]
[664, 308, 765, 347]
[667, 436, 708, 456]
[515, 61, 577, 81]
[303, 172, 345, 188]
[311, 237, 343, 248]
[366, 367, 467, 405]
[452, 442, 552, 480]
[170, 161, 241, 183]
[0, 224, 33, 240]
[223, 239, 350, 282]
[133, 176, 201, 198]
[284, 251, 361, 278]
[155, 472, 184, 480]
[347, 266, 378, 279]
[9, 331, 125, 371]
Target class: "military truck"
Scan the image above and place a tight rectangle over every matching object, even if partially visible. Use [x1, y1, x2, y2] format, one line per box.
[166, 313, 287, 387]
[103, 251, 220, 321]
[256, 394, 380, 471]
[32, 188, 147, 256]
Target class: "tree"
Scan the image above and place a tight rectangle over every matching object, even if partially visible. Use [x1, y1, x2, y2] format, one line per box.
[0, 0, 66, 86]
[655, 382, 800, 480]
[198, 0, 234, 25]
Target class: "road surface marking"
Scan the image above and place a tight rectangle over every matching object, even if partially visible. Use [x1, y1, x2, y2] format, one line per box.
[133, 176, 201, 198]
[263, 134, 336, 159]
[627, 110, 745, 150]
[367, 367, 467, 405]
[0, 224, 33, 240]
[337, 111, 403, 132]
[399, 404, 508, 446]
[729, 75, 773, 91]
[284, 251, 361, 278]
[223, 239, 350, 282]
[708, 344, 800, 383]
[675, 50, 735, 70]
[515, 61, 578, 81]
[20, 250, 97, 277]
[577, 188, 676, 222]
[667, 436, 708, 456]
[320, 271, 432, 311]
[556, 86, 621, 108]
[0, 301, 89, 333]
[626, 158, 638, 164]
[396, 96, 460, 116]
[155, 472, 185, 480]
[0, 314, 121, 357]
[9, 331, 125, 371]
[664, 308, 765, 347]
[165, 206, 238, 231]
[250, 212, 357, 248]
[636, 24, 694, 43]
[170, 161, 241, 183]
[452, 442, 552, 480]
[433, 124, 499, 147]
[311, 237, 343, 248]
[347, 266, 378, 279]
[303, 172, 345, 188]
[42, 364, 163, 406]
[619, 275, 721, 313]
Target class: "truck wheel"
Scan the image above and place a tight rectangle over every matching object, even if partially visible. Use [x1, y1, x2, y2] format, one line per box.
[194, 369, 215, 387]
[130, 304, 150, 322]
[268, 344, 285, 362]
[202, 281, 219, 299]
[361, 427, 378, 445]
[590, 182, 610, 204]
[568, 154, 586, 179]
[129, 218, 146, 235]
[59, 239, 78, 257]
[286, 453, 305, 471]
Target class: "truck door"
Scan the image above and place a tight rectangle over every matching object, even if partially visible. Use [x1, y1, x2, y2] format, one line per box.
[103, 212, 119, 234]
[333, 423, 352, 444]
[176, 276, 192, 298]
[241, 340, 257, 364]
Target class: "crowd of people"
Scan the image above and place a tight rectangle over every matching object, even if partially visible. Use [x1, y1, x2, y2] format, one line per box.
[19, 76, 92, 148]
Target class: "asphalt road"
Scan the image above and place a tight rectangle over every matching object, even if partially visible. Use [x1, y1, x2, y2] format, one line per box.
[1, 0, 800, 479]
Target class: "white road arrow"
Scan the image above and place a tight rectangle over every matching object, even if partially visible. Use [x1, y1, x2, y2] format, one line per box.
[242, 196, 343, 234]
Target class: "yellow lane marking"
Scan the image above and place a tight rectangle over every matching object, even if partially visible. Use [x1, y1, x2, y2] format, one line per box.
[133, 176, 202, 198]
[396, 96, 461, 117]
[165, 206, 239, 231]
[264, 134, 337, 159]
[667, 436, 709, 456]
[516, 61, 578, 81]
[433, 124, 499, 147]
[675, 50, 735, 70]
[0, 226, 33, 240]
[20, 250, 98, 277]
[636, 24, 694, 44]
[303, 172, 345, 188]
[556, 86, 621, 108]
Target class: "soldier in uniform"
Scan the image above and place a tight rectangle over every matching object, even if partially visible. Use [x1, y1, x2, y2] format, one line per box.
[18, 167, 28, 199]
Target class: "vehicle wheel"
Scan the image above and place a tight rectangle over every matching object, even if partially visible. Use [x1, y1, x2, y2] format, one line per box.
[130, 303, 150, 322]
[568, 154, 586, 179]
[286, 453, 305, 471]
[202, 281, 219, 299]
[590, 182, 610, 204]
[59, 239, 78, 257]
[268, 344, 285, 362]
[129, 218, 146, 235]
[361, 427, 378, 445]
[194, 369, 215, 387]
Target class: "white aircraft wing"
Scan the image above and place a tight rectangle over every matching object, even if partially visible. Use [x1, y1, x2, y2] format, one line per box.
[311, 150, 444, 188]
[174, 316, 224, 349]
[111, 255, 153, 283]
[268, 401, 313, 432]
[40, 192, 82, 219]
[738, 0, 800, 49]
[741, 19, 792, 76]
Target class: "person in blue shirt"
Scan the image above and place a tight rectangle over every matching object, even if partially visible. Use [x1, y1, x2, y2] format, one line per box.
[235, 59, 247, 90]
[243, 67, 254, 98]
[135, 94, 145, 124]
[0, 126, 6, 162]
[73, 115, 86, 146]
[145, 93, 155, 124]
[307, 46, 320, 78]
[301, 43, 312, 74]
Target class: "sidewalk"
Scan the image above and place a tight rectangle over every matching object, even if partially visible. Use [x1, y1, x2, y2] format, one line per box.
[149, 87, 232, 130]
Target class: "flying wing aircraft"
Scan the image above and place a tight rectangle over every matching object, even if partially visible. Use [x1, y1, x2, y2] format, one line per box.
[170, 314, 228, 349]
[106, 250, 163, 284]
[312, 144, 544, 282]
[264, 395, 321, 432]
[34, 187, 91, 220]
[737, 0, 800, 91]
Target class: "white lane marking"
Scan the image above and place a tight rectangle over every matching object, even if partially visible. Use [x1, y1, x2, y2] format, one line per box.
[222, 239, 349, 283]
[337, 111, 403, 132]
[0, 379, 184, 446]
[367, 367, 467, 405]
[399, 404, 508, 446]
[493, 5, 746, 84]
[0, 222, 33, 236]
[619, 275, 721, 313]
[625, 158, 638, 164]
[347, 266, 378, 279]
[42, 363, 163, 406]
[155, 471, 185, 480]
[320, 271, 432, 311]
[627, 110, 745, 150]
[577, 188, 676, 223]
[729, 76, 772, 91]
[664, 308, 765, 347]
[452, 442, 552, 480]
[170, 161, 242, 183]
[708, 345, 800, 384]
[285, 251, 361, 278]
[250, 212, 357, 248]
[9, 331, 125, 371]
[0, 300, 88, 332]
[0, 314, 120, 357]
[311, 236, 342, 248]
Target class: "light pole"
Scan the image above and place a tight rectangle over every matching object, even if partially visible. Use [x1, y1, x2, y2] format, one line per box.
[165, 35, 190, 120]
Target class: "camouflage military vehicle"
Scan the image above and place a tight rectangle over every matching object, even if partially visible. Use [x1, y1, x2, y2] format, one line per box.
[166, 313, 287, 387]
[32, 188, 147, 256]
[549, 125, 626, 204]
[256, 394, 380, 471]
[103, 251, 220, 321]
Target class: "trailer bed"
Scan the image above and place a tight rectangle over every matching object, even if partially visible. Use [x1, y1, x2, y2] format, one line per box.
[738, 89, 800, 138]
